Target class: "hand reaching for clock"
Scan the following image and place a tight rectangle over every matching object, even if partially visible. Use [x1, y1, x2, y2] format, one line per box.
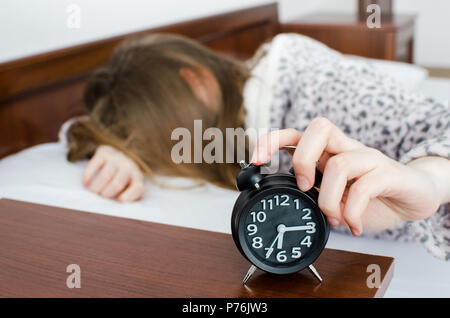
[251, 117, 450, 237]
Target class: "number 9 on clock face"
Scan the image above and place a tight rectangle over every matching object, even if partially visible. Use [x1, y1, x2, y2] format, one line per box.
[235, 188, 329, 275]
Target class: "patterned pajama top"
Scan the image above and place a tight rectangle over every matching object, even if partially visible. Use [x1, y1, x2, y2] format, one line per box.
[243, 34, 450, 260]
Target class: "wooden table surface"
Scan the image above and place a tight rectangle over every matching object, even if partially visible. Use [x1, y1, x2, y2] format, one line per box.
[0, 199, 394, 297]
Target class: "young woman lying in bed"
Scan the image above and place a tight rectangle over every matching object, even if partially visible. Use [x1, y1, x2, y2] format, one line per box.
[66, 33, 450, 260]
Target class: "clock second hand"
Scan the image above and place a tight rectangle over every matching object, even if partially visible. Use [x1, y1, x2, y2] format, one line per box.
[265, 231, 282, 259]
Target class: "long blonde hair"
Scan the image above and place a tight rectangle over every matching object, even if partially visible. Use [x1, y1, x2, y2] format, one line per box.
[67, 33, 250, 189]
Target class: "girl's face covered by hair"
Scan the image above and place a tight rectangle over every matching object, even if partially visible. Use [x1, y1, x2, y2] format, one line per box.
[68, 33, 250, 189]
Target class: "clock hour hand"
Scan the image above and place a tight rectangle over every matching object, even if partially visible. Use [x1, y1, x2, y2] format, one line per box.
[266, 224, 290, 257]
[272, 225, 313, 251]
[277, 233, 284, 249]
[275, 224, 313, 249]
[276, 224, 286, 249]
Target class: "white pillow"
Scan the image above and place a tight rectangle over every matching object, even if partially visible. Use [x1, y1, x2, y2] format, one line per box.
[416, 77, 450, 102]
[345, 55, 429, 92]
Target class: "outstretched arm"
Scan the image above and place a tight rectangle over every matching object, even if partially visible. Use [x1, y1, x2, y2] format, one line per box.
[251, 123, 450, 237]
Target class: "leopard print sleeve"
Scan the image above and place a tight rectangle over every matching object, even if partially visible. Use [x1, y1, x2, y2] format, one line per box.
[268, 33, 450, 260]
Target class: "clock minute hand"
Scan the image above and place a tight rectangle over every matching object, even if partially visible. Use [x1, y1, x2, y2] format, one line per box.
[283, 225, 313, 232]
[276, 224, 310, 249]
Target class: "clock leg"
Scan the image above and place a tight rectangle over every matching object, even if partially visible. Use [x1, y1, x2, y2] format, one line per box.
[242, 265, 257, 284]
[308, 264, 323, 282]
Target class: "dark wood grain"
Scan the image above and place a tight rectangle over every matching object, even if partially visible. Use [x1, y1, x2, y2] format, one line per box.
[282, 13, 415, 63]
[0, 199, 394, 298]
[0, 3, 279, 159]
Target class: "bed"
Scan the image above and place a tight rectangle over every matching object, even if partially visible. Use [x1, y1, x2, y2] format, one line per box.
[0, 3, 449, 297]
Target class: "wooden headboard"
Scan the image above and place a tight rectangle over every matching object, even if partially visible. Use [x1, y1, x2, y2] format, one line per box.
[0, 3, 279, 159]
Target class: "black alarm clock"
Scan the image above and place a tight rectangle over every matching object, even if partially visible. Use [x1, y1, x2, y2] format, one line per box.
[231, 157, 330, 284]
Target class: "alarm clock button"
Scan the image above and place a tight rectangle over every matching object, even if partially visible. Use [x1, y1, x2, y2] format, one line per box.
[236, 163, 264, 191]
[288, 167, 295, 175]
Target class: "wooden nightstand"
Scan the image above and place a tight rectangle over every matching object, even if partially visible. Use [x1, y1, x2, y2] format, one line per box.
[282, 13, 415, 63]
[0, 199, 394, 297]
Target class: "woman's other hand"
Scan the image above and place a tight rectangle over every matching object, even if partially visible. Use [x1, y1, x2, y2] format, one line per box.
[82, 145, 145, 202]
[251, 118, 447, 236]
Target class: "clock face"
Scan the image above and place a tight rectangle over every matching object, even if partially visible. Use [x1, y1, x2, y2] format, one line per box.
[237, 188, 328, 274]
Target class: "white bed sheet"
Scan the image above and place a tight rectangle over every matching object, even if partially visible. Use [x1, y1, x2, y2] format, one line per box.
[1, 142, 449, 297]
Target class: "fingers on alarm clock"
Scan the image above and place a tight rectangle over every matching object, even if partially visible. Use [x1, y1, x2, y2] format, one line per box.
[292, 118, 362, 191]
[251, 118, 393, 236]
[321, 150, 396, 235]
[82, 145, 145, 202]
[251, 127, 302, 165]
[251, 118, 362, 191]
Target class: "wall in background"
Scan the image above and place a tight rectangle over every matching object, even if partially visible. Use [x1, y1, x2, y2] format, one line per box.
[0, 0, 272, 63]
[1, 0, 449, 67]
[394, 0, 450, 68]
[278, 0, 354, 18]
